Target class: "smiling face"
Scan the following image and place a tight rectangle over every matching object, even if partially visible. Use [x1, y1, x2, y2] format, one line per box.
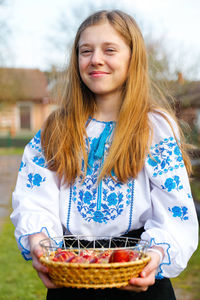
[78, 21, 131, 100]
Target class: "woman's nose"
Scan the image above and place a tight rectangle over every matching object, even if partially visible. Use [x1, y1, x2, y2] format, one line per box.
[90, 50, 104, 66]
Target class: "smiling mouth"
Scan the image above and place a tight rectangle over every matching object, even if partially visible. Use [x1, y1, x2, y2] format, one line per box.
[89, 71, 109, 77]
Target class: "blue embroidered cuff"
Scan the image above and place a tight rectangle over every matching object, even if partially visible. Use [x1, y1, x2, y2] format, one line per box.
[18, 227, 58, 261]
[150, 238, 171, 278]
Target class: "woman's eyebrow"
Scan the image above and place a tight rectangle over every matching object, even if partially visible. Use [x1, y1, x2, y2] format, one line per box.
[79, 42, 119, 48]
[79, 43, 91, 48]
[103, 42, 119, 47]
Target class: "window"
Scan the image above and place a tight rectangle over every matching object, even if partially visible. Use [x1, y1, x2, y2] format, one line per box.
[18, 104, 32, 130]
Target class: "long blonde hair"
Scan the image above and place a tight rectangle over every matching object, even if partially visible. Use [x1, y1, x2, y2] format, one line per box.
[41, 10, 191, 185]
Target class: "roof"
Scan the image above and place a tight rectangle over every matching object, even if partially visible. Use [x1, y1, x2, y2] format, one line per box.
[168, 80, 200, 108]
[0, 68, 49, 102]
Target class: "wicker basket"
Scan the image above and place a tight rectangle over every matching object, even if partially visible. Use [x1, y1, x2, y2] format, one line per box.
[39, 235, 150, 289]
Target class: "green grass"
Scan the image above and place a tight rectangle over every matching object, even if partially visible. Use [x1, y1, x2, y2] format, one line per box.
[171, 241, 200, 300]
[0, 218, 47, 300]
[190, 179, 200, 203]
[0, 148, 24, 155]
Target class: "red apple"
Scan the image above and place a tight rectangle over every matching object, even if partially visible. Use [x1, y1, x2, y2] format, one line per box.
[80, 250, 95, 256]
[70, 256, 87, 263]
[89, 256, 100, 263]
[129, 250, 140, 261]
[52, 256, 59, 262]
[98, 250, 111, 258]
[79, 250, 95, 260]
[53, 250, 75, 262]
[109, 249, 130, 263]
[97, 250, 112, 263]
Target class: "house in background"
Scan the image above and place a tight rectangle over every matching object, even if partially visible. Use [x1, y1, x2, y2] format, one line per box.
[1, 68, 200, 141]
[169, 73, 200, 145]
[175, 80, 200, 131]
[0, 68, 57, 136]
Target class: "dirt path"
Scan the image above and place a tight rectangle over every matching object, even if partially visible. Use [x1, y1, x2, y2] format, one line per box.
[0, 155, 22, 230]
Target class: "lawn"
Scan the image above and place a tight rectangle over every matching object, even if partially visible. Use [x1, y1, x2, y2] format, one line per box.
[191, 179, 200, 203]
[171, 241, 200, 300]
[0, 147, 24, 155]
[172, 237, 200, 300]
[0, 216, 199, 300]
[0, 218, 47, 300]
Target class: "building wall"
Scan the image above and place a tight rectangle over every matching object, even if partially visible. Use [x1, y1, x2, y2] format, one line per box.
[0, 102, 57, 136]
[33, 103, 47, 132]
[32, 102, 57, 132]
[0, 104, 16, 136]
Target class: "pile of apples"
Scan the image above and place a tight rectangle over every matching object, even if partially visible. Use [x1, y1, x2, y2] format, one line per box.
[52, 248, 140, 264]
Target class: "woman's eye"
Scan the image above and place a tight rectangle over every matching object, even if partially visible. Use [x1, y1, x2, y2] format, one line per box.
[106, 48, 115, 53]
[80, 50, 92, 54]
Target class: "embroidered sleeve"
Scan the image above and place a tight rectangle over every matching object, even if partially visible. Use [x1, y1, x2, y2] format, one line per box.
[142, 112, 199, 278]
[10, 130, 63, 260]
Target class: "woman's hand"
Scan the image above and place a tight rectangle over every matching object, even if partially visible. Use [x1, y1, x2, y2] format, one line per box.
[29, 233, 58, 289]
[121, 247, 163, 293]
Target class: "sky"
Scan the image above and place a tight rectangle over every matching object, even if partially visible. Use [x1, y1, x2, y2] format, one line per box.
[2, 0, 200, 79]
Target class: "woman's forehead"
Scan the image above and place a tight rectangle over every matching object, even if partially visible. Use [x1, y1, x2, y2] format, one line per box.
[78, 22, 127, 48]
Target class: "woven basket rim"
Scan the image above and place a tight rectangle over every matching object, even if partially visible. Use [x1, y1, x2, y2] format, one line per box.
[40, 253, 151, 289]
[40, 254, 150, 268]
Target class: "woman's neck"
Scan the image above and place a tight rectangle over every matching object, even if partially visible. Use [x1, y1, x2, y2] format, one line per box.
[93, 92, 123, 122]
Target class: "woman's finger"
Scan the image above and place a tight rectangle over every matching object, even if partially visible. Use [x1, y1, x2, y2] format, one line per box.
[32, 245, 43, 258]
[140, 251, 161, 277]
[120, 254, 158, 293]
[121, 284, 149, 292]
[129, 273, 156, 287]
[37, 271, 58, 289]
[120, 273, 155, 292]
[31, 245, 48, 273]
[32, 257, 48, 273]
[28, 233, 58, 288]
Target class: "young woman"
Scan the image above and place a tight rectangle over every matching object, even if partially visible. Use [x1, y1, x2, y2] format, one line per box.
[11, 10, 198, 300]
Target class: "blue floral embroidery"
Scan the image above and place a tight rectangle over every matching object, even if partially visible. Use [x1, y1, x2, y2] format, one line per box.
[161, 175, 183, 192]
[26, 173, 46, 188]
[19, 161, 26, 171]
[72, 157, 132, 224]
[28, 130, 42, 153]
[107, 193, 118, 206]
[93, 211, 104, 223]
[32, 156, 46, 168]
[168, 206, 188, 220]
[70, 123, 133, 224]
[147, 137, 184, 177]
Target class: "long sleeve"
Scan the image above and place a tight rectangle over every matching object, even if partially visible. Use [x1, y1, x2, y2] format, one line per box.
[10, 130, 63, 260]
[141, 112, 199, 278]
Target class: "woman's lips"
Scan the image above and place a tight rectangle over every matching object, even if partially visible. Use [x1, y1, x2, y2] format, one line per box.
[89, 71, 109, 78]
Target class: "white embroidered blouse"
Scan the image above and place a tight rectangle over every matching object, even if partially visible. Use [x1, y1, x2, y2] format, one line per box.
[10, 112, 199, 279]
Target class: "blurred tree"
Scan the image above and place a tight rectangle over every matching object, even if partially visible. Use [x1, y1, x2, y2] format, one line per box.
[46, 1, 200, 140]
[46, 0, 125, 68]
[46, 0, 200, 83]
[0, 0, 11, 66]
[46, 1, 176, 105]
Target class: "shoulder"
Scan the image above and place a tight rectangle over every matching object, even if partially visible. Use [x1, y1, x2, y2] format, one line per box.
[22, 130, 46, 167]
[148, 110, 180, 145]
[28, 130, 42, 151]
